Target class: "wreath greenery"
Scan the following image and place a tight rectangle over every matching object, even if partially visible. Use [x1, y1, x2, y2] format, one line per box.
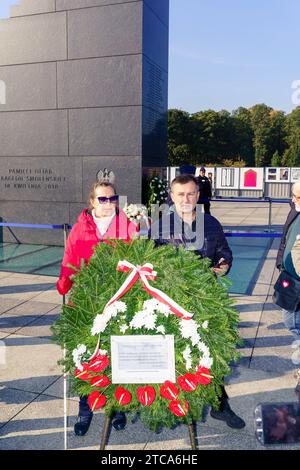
[52, 239, 241, 432]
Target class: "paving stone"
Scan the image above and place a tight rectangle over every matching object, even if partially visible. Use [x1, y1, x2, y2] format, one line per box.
[1, 333, 61, 394]
[0, 297, 25, 315]
[0, 387, 38, 428]
[15, 309, 59, 339]
[0, 277, 54, 301]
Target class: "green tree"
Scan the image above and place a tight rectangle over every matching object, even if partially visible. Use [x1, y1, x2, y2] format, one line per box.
[231, 107, 255, 165]
[170, 144, 191, 166]
[168, 109, 193, 165]
[250, 104, 274, 167]
[271, 150, 282, 167]
[282, 107, 300, 166]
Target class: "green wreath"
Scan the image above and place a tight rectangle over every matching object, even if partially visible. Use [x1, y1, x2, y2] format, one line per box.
[52, 239, 241, 432]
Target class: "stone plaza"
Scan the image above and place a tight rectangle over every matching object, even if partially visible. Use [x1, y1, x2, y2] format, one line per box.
[1, 201, 299, 450]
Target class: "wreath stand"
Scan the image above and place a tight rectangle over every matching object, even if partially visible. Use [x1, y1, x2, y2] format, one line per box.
[99, 415, 198, 450]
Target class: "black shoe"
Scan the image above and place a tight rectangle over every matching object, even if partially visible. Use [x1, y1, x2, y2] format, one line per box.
[112, 412, 127, 431]
[155, 424, 163, 434]
[74, 413, 93, 436]
[210, 407, 245, 429]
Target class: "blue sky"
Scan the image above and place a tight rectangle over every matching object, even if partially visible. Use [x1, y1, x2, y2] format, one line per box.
[0, 0, 18, 19]
[1, 0, 299, 114]
[169, 0, 300, 113]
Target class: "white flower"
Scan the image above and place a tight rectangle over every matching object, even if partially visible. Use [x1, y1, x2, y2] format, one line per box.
[120, 324, 129, 334]
[156, 325, 166, 335]
[183, 345, 192, 370]
[156, 303, 170, 316]
[123, 204, 148, 221]
[91, 313, 110, 335]
[180, 319, 199, 340]
[202, 321, 209, 330]
[129, 311, 146, 329]
[72, 344, 87, 370]
[197, 341, 210, 356]
[143, 299, 160, 312]
[99, 349, 108, 356]
[130, 309, 157, 330]
[105, 301, 127, 318]
[142, 299, 170, 317]
[143, 314, 157, 330]
[199, 356, 213, 369]
[190, 332, 201, 346]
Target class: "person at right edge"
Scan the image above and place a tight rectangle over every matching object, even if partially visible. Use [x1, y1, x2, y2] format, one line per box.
[276, 180, 300, 395]
[196, 167, 212, 215]
[150, 174, 245, 429]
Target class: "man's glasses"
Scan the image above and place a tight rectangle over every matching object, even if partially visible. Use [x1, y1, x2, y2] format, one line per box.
[97, 195, 119, 204]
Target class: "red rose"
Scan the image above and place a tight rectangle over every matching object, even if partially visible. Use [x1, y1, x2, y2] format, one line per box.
[88, 391, 106, 411]
[178, 373, 198, 392]
[74, 363, 92, 381]
[136, 386, 156, 406]
[169, 399, 189, 417]
[160, 381, 179, 400]
[195, 366, 213, 386]
[89, 354, 109, 373]
[115, 386, 132, 406]
[90, 375, 110, 388]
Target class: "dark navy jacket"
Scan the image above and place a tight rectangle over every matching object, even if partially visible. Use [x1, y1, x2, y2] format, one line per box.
[149, 210, 232, 271]
[276, 202, 300, 270]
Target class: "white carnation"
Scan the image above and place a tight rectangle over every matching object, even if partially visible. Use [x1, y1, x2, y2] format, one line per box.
[191, 332, 201, 346]
[156, 303, 170, 316]
[202, 321, 209, 329]
[156, 325, 166, 335]
[72, 344, 87, 370]
[120, 324, 129, 334]
[180, 319, 199, 340]
[129, 311, 145, 329]
[143, 299, 160, 312]
[197, 341, 210, 356]
[183, 345, 192, 370]
[105, 301, 127, 318]
[91, 313, 110, 335]
[199, 356, 213, 369]
[143, 314, 157, 330]
[130, 309, 157, 330]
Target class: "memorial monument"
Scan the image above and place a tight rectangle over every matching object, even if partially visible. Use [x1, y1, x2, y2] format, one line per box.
[0, 0, 169, 244]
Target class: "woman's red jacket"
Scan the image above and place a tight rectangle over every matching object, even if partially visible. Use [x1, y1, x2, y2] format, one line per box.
[56, 208, 137, 295]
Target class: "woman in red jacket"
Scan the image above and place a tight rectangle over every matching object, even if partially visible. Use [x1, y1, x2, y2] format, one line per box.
[57, 181, 137, 436]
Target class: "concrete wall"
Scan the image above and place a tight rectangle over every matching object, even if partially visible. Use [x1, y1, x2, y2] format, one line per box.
[0, 0, 169, 245]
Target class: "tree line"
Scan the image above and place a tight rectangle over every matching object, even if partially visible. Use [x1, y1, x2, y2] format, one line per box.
[168, 104, 300, 167]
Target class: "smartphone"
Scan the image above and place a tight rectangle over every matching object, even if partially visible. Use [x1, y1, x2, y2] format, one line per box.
[254, 402, 300, 445]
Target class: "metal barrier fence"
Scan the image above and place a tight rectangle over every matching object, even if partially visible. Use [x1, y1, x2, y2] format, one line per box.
[0, 221, 283, 240]
[0, 195, 291, 243]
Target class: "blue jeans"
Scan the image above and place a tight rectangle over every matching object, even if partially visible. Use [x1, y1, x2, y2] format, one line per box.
[282, 309, 300, 341]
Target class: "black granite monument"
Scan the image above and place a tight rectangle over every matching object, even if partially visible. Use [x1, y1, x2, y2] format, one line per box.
[0, 0, 169, 244]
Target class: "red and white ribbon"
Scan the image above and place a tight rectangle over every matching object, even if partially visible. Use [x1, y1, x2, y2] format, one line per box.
[90, 260, 193, 360]
[114, 260, 193, 320]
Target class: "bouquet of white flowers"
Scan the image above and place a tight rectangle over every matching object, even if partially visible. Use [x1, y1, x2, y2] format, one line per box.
[123, 204, 150, 229]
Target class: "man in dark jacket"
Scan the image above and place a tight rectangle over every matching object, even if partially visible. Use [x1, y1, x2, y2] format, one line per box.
[276, 182, 300, 391]
[197, 167, 212, 214]
[150, 174, 245, 429]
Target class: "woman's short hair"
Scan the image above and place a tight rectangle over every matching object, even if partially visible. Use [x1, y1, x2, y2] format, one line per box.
[88, 181, 117, 209]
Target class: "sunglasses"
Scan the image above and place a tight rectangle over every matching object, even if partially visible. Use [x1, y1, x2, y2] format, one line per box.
[97, 195, 119, 204]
